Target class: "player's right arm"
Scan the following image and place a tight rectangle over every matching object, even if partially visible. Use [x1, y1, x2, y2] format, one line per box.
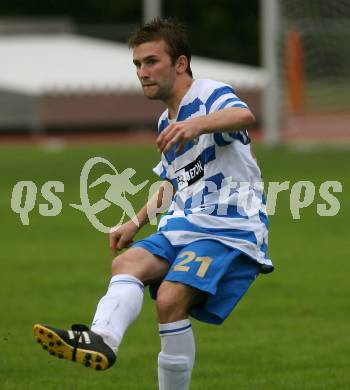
[109, 180, 174, 255]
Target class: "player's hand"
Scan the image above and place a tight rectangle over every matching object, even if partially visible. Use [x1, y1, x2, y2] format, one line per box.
[109, 219, 139, 257]
[156, 116, 206, 154]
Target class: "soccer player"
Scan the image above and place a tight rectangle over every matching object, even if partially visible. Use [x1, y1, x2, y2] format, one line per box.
[33, 18, 273, 389]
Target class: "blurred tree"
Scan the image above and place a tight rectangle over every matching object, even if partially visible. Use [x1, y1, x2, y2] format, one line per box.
[164, 0, 259, 65]
[0, 0, 259, 65]
[0, 0, 141, 21]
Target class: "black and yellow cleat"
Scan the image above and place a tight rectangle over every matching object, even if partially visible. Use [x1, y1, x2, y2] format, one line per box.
[33, 323, 116, 370]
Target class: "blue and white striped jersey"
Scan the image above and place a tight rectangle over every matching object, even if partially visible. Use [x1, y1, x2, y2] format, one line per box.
[153, 79, 272, 268]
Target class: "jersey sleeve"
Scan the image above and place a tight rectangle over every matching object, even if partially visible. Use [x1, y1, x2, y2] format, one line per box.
[206, 84, 251, 145]
[153, 160, 169, 180]
[206, 84, 249, 114]
[152, 151, 176, 181]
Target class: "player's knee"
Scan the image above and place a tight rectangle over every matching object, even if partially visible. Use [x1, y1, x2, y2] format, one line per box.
[109, 248, 170, 285]
[156, 290, 188, 322]
[111, 253, 133, 275]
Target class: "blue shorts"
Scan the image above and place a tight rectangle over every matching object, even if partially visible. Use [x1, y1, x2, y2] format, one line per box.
[132, 232, 260, 325]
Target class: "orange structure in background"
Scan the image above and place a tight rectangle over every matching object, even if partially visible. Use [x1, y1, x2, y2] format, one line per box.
[285, 29, 305, 113]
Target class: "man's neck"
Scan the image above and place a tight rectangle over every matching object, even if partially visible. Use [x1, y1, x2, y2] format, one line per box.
[165, 76, 194, 120]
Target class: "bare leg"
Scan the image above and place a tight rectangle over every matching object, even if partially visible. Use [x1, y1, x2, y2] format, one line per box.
[91, 248, 169, 352]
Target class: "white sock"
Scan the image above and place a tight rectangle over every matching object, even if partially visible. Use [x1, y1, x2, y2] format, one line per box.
[158, 319, 195, 390]
[91, 274, 144, 353]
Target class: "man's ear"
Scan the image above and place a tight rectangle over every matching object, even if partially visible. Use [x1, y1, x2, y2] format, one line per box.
[176, 55, 189, 75]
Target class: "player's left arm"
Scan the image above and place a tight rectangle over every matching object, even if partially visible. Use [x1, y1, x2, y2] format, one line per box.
[156, 107, 255, 153]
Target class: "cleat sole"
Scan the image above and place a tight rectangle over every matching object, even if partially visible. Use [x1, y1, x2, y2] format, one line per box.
[33, 324, 110, 370]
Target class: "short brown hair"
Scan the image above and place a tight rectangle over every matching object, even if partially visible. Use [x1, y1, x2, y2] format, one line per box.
[128, 18, 193, 77]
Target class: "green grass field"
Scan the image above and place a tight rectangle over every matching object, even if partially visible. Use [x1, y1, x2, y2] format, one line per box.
[1, 142, 349, 389]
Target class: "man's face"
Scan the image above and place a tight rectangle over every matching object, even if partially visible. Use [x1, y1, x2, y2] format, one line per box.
[132, 40, 177, 101]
